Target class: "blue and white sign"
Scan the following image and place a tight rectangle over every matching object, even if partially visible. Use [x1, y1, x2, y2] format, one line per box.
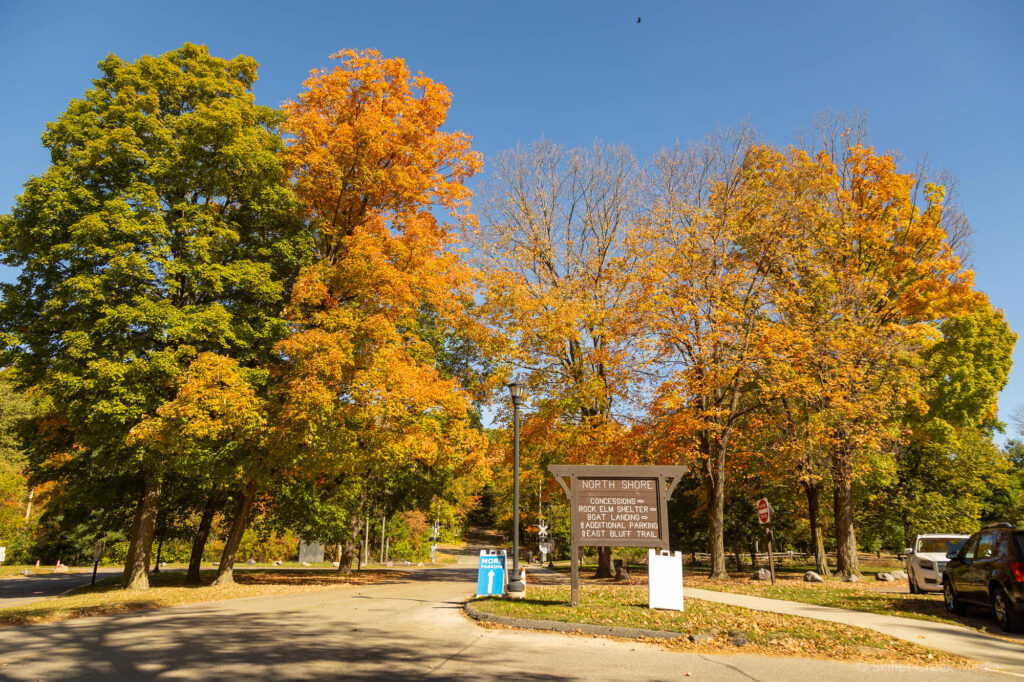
[476, 550, 507, 597]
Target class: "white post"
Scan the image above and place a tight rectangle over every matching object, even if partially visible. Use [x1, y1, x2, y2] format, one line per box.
[363, 516, 369, 565]
[24, 487, 34, 523]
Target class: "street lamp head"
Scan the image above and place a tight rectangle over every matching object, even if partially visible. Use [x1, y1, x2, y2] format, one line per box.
[507, 381, 525, 405]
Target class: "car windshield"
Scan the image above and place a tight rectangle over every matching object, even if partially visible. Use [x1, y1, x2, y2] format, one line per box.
[1015, 532, 1023, 560]
[917, 537, 965, 554]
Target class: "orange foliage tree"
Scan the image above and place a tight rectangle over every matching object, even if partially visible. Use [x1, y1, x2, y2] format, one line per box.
[273, 50, 487, 570]
[769, 143, 979, 577]
[634, 133, 807, 579]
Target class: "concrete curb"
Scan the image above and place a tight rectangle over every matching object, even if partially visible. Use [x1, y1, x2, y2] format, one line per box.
[464, 600, 684, 641]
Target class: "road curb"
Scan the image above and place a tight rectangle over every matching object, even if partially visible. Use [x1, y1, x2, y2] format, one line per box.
[464, 600, 684, 641]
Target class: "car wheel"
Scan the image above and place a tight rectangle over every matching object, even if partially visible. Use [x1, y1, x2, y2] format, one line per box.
[992, 586, 1024, 633]
[944, 579, 966, 616]
[908, 570, 919, 594]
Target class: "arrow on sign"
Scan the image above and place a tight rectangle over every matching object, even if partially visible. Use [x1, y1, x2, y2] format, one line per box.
[487, 569, 495, 593]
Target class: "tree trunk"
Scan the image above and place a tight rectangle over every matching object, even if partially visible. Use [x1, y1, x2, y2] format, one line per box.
[122, 494, 142, 586]
[339, 543, 355, 573]
[704, 437, 728, 579]
[594, 546, 613, 578]
[748, 539, 760, 569]
[832, 453, 859, 578]
[122, 475, 162, 590]
[186, 495, 218, 585]
[339, 516, 363, 574]
[805, 483, 831, 577]
[213, 480, 257, 586]
[153, 537, 163, 573]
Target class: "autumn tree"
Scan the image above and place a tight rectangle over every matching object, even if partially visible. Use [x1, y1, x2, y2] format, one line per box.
[767, 398, 835, 575]
[273, 49, 487, 570]
[772, 142, 979, 577]
[635, 131, 806, 579]
[472, 139, 650, 577]
[0, 44, 309, 588]
[129, 353, 268, 584]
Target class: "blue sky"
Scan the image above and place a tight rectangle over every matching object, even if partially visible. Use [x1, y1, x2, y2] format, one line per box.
[1, 0, 1022, 436]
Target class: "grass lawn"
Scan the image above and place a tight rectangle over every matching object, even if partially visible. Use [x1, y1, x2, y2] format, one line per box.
[472, 585, 968, 666]
[543, 557, 1003, 633]
[686, 574, 950, 621]
[0, 568, 407, 627]
[683, 574, 1018, 637]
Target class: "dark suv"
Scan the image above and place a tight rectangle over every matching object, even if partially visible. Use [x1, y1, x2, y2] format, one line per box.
[942, 522, 1024, 632]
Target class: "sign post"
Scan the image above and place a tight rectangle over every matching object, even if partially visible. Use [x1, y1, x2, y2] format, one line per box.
[549, 465, 688, 607]
[91, 540, 105, 586]
[756, 498, 775, 585]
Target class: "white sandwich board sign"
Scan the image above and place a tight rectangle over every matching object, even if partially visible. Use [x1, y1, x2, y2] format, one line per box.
[648, 549, 683, 611]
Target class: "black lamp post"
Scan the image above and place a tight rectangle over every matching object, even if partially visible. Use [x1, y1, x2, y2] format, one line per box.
[507, 381, 525, 597]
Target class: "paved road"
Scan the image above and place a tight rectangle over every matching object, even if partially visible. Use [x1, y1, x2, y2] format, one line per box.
[0, 550, 1009, 680]
[0, 570, 121, 608]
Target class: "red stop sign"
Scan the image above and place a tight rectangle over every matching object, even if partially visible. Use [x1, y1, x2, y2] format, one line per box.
[757, 498, 771, 524]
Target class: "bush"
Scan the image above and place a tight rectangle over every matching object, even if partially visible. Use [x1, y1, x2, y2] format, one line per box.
[237, 526, 299, 563]
[387, 511, 431, 562]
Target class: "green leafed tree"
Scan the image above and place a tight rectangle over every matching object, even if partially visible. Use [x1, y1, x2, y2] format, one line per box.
[861, 305, 1017, 547]
[0, 370, 33, 543]
[0, 44, 310, 589]
[984, 440, 1024, 526]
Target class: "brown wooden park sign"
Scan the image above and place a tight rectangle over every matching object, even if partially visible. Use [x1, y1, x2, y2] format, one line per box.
[549, 464, 688, 606]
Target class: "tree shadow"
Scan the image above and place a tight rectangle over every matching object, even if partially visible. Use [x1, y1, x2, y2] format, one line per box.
[0, 604, 568, 681]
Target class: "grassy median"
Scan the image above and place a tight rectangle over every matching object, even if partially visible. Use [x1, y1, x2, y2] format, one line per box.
[0, 568, 407, 627]
[686, 575, 953, 621]
[472, 585, 968, 666]
[546, 559, 989, 630]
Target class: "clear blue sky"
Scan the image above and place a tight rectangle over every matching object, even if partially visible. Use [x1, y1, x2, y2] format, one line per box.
[1, 0, 1022, 436]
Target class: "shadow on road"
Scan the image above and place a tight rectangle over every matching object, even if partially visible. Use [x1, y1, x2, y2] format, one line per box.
[406, 566, 475, 584]
[0, 571, 120, 605]
[0, 607, 566, 681]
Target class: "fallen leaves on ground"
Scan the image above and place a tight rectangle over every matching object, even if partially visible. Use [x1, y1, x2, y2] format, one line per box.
[472, 585, 969, 666]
